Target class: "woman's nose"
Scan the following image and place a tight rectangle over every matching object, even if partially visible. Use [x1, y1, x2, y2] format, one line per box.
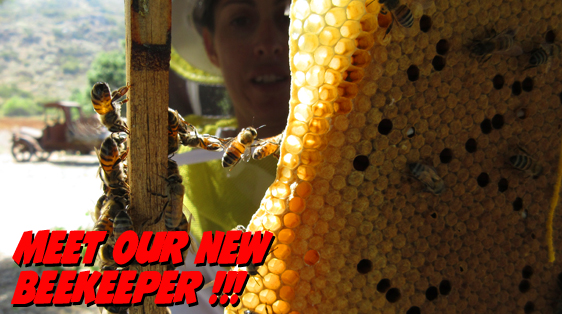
[253, 21, 285, 57]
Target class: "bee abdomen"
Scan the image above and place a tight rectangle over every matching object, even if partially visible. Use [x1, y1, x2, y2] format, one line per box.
[91, 82, 112, 115]
[497, 35, 514, 51]
[530, 48, 548, 66]
[94, 194, 107, 222]
[509, 155, 531, 170]
[222, 142, 245, 168]
[394, 5, 413, 28]
[113, 210, 133, 239]
[94, 215, 113, 235]
[165, 208, 183, 230]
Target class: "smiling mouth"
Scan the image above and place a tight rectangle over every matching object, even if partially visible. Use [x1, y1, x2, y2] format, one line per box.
[251, 75, 289, 84]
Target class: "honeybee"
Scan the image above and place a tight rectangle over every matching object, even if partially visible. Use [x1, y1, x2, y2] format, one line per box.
[527, 43, 560, 70]
[179, 123, 226, 151]
[245, 246, 277, 285]
[97, 135, 129, 189]
[252, 133, 283, 160]
[509, 146, 542, 178]
[369, 0, 413, 37]
[222, 127, 260, 170]
[90, 82, 130, 134]
[168, 134, 180, 157]
[94, 194, 129, 236]
[392, 5, 413, 28]
[470, 29, 523, 62]
[528, 47, 549, 68]
[232, 225, 247, 232]
[152, 160, 188, 231]
[112, 210, 134, 240]
[94, 214, 114, 237]
[104, 305, 128, 314]
[163, 174, 185, 230]
[97, 134, 129, 173]
[167, 108, 188, 155]
[409, 163, 445, 195]
[99, 243, 115, 266]
[94, 194, 107, 222]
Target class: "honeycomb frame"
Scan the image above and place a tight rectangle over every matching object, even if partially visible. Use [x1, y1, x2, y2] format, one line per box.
[227, 0, 562, 313]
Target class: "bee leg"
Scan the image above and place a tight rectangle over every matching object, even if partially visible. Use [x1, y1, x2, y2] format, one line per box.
[366, 0, 376, 8]
[383, 19, 394, 39]
[118, 148, 129, 163]
[516, 144, 531, 156]
[149, 200, 169, 225]
[149, 190, 167, 198]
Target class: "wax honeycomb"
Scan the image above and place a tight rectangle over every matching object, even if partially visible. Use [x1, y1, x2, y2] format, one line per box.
[225, 0, 562, 313]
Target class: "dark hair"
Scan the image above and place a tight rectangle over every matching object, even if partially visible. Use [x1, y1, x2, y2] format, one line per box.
[193, 0, 218, 33]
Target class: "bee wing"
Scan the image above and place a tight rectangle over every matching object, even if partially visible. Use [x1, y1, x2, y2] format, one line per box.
[545, 58, 553, 73]
[499, 44, 523, 57]
[202, 280, 214, 291]
[182, 208, 199, 255]
[251, 139, 267, 148]
[242, 145, 252, 162]
[218, 136, 235, 147]
[419, 0, 435, 10]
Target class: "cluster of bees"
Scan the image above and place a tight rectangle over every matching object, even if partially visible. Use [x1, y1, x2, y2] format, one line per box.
[89, 81, 285, 312]
[361, 1, 549, 195]
[166, 108, 284, 169]
[369, 0, 558, 69]
[469, 28, 559, 69]
[409, 144, 542, 196]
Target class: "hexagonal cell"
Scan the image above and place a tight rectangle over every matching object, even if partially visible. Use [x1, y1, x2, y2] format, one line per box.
[420, 15, 432, 32]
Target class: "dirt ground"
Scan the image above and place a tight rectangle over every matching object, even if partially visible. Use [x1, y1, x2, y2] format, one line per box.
[0, 117, 100, 314]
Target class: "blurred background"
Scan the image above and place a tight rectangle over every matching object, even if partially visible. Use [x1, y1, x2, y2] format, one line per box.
[0, 0, 230, 311]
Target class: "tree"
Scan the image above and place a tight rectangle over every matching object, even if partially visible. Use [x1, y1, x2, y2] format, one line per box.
[74, 46, 126, 114]
[87, 49, 126, 90]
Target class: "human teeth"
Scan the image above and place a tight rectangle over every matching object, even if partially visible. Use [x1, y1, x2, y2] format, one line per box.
[254, 75, 284, 83]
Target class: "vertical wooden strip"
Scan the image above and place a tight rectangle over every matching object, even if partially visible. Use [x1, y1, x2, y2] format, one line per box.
[125, 0, 171, 312]
[547, 134, 562, 263]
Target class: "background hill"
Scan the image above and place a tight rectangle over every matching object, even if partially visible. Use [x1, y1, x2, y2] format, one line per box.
[0, 0, 125, 115]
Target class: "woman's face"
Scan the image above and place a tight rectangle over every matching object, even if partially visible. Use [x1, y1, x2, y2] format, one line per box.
[203, 0, 291, 136]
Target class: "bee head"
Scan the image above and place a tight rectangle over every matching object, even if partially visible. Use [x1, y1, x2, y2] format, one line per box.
[240, 127, 258, 143]
[509, 155, 517, 165]
[92, 82, 111, 98]
[168, 109, 178, 124]
[408, 163, 418, 172]
[232, 225, 247, 232]
[248, 127, 258, 137]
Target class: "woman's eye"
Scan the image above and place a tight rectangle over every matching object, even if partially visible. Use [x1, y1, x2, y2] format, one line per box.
[231, 16, 251, 27]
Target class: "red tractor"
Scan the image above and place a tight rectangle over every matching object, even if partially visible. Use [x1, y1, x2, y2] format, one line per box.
[11, 101, 109, 162]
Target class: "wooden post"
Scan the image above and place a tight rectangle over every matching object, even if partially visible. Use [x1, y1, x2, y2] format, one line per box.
[125, 0, 170, 313]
